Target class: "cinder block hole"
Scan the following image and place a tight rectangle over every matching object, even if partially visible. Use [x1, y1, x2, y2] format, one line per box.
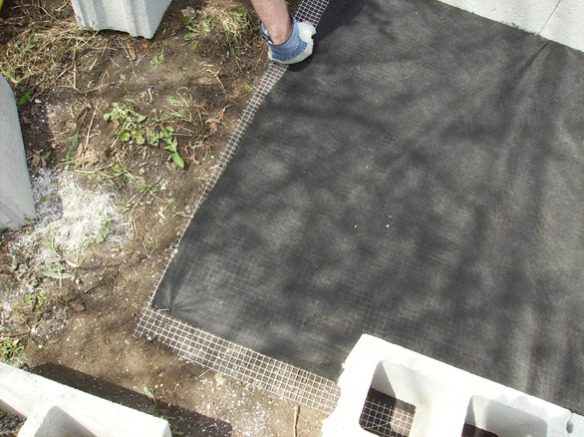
[359, 388, 416, 437]
[34, 406, 96, 437]
[461, 423, 499, 437]
[464, 395, 548, 437]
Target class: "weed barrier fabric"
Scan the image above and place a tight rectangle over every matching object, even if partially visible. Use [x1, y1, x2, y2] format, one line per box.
[154, 0, 584, 412]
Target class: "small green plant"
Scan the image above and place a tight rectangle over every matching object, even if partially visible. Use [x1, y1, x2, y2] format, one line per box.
[104, 101, 186, 168]
[16, 88, 35, 108]
[26, 292, 47, 312]
[244, 84, 254, 93]
[95, 219, 113, 244]
[98, 159, 138, 188]
[161, 128, 185, 169]
[183, 13, 213, 42]
[63, 130, 80, 165]
[0, 338, 24, 362]
[150, 51, 166, 72]
[104, 102, 148, 144]
[143, 386, 160, 417]
[41, 238, 75, 286]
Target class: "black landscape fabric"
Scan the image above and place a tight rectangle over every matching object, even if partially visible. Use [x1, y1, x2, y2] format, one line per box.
[154, 0, 584, 412]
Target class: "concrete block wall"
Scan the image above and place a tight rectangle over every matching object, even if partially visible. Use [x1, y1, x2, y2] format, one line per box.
[70, 0, 173, 39]
[0, 75, 36, 230]
[322, 335, 584, 437]
[436, 0, 584, 53]
[0, 363, 171, 437]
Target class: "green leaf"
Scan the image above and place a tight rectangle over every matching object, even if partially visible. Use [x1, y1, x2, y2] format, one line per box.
[70, 131, 80, 151]
[143, 385, 155, 400]
[17, 88, 35, 108]
[171, 152, 185, 169]
[181, 16, 194, 26]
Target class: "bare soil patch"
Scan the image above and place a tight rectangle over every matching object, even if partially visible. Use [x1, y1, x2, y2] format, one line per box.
[0, 0, 326, 435]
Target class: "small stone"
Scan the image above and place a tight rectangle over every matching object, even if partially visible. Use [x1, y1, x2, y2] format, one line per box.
[70, 300, 85, 312]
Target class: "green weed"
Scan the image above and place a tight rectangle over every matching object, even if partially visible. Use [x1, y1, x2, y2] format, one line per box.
[138, 183, 157, 194]
[17, 88, 35, 108]
[150, 51, 166, 72]
[104, 102, 148, 144]
[143, 385, 160, 417]
[183, 13, 213, 42]
[26, 292, 47, 312]
[0, 339, 23, 362]
[41, 238, 75, 286]
[63, 130, 80, 165]
[95, 219, 113, 244]
[103, 101, 186, 169]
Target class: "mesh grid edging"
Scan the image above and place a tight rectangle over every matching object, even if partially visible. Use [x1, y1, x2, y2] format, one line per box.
[359, 389, 416, 437]
[133, 0, 338, 414]
[136, 308, 340, 414]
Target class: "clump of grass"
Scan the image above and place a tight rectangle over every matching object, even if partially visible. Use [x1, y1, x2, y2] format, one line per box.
[181, 5, 258, 60]
[0, 0, 109, 97]
[182, 12, 213, 41]
[220, 7, 256, 51]
[0, 338, 24, 362]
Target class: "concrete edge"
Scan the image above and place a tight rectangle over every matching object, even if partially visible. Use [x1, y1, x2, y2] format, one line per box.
[322, 334, 576, 437]
[0, 363, 171, 437]
[435, 0, 584, 53]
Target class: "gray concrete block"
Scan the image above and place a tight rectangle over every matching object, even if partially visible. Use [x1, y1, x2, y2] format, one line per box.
[70, 0, 172, 39]
[0, 75, 36, 230]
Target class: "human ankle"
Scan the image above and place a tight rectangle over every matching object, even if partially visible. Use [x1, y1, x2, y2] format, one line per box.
[269, 14, 293, 45]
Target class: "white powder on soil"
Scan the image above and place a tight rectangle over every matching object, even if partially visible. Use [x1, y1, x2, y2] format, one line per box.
[16, 168, 129, 264]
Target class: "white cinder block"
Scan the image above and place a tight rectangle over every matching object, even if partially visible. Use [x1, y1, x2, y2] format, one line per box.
[435, 0, 584, 53]
[70, 0, 172, 39]
[539, 0, 584, 54]
[322, 335, 575, 437]
[0, 363, 171, 437]
[0, 75, 36, 230]
[436, 0, 557, 34]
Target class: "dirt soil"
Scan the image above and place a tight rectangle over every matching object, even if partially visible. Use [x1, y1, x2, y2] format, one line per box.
[0, 0, 327, 435]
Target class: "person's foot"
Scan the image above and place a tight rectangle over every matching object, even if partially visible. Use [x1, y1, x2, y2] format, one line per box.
[260, 16, 316, 65]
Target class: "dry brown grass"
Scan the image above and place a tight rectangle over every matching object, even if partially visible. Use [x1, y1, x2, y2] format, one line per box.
[0, 0, 112, 97]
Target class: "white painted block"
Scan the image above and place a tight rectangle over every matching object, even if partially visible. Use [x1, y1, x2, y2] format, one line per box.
[0, 75, 36, 230]
[0, 363, 171, 437]
[540, 0, 584, 54]
[70, 0, 172, 39]
[18, 405, 99, 437]
[570, 413, 584, 435]
[322, 335, 575, 437]
[436, 0, 557, 34]
[435, 0, 584, 53]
